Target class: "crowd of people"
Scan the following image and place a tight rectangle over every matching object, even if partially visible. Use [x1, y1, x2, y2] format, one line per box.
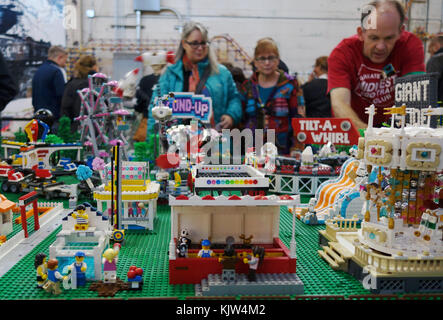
[0, 0, 442, 156]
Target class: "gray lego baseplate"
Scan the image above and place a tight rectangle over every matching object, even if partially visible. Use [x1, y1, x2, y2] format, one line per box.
[195, 273, 304, 296]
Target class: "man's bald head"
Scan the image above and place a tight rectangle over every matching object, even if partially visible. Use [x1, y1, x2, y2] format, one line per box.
[358, 0, 406, 64]
[361, 0, 406, 31]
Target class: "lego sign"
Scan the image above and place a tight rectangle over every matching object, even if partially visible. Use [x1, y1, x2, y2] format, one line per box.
[292, 118, 359, 145]
[170, 92, 213, 123]
[394, 73, 439, 127]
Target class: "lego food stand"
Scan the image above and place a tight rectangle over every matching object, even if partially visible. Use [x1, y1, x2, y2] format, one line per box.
[168, 194, 300, 286]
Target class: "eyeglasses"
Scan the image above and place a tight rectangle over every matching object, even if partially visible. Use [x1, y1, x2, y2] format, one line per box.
[255, 55, 278, 63]
[185, 41, 209, 49]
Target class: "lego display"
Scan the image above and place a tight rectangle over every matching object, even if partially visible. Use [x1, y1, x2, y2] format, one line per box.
[49, 202, 112, 281]
[168, 193, 302, 295]
[0, 70, 442, 303]
[93, 151, 159, 231]
[318, 102, 443, 294]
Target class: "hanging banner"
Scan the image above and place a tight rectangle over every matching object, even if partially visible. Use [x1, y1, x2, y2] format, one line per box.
[292, 118, 360, 145]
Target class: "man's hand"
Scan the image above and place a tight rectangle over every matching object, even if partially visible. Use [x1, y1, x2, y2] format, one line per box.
[330, 88, 367, 131]
[219, 115, 234, 129]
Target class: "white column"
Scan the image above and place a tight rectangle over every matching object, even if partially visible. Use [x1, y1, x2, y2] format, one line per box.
[169, 203, 176, 260]
[289, 195, 300, 259]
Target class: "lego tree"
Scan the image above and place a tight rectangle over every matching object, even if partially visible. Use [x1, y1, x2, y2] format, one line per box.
[147, 133, 159, 159]
[44, 134, 64, 144]
[57, 116, 80, 143]
[57, 116, 82, 160]
[14, 127, 27, 143]
[134, 141, 149, 162]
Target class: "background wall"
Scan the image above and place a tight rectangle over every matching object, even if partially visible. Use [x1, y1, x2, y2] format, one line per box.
[65, 0, 443, 81]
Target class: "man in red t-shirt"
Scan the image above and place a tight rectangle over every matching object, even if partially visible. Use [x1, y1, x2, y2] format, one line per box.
[328, 0, 425, 130]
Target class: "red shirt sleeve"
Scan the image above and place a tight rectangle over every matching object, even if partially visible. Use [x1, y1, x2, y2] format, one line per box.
[399, 33, 425, 75]
[327, 45, 353, 94]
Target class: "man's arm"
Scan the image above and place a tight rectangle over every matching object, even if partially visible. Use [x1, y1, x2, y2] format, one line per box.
[330, 87, 367, 131]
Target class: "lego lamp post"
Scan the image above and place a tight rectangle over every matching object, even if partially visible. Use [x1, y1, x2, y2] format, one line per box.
[289, 195, 300, 259]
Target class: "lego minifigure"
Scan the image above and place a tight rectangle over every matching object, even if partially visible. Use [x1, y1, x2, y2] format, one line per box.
[243, 246, 265, 282]
[178, 228, 192, 247]
[43, 259, 66, 295]
[176, 238, 189, 258]
[218, 236, 238, 283]
[176, 228, 191, 257]
[197, 239, 214, 258]
[72, 204, 89, 231]
[304, 198, 318, 225]
[68, 251, 87, 287]
[102, 243, 120, 283]
[34, 253, 47, 289]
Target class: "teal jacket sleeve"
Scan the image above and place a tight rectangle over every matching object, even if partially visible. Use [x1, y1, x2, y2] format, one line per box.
[222, 69, 242, 125]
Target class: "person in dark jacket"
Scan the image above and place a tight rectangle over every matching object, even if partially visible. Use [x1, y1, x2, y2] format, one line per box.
[133, 52, 167, 142]
[32, 46, 68, 120]
[426, 33, 443, 102]
[0, 51, 18, 111]
[60, 55, 98, 131]
[302, 56, 331, 118]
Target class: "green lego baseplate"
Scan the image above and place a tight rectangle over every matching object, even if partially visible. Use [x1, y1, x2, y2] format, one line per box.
[0, 200, 440, 300]
[0, 199, 372, 300]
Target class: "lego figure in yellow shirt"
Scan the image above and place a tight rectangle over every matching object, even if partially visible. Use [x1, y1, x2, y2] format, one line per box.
[72, 204, 89, 231]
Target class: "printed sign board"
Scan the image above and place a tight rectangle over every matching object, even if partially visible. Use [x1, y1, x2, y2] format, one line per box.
[168, 92, 213, 123]
[394, 73, 439, 127]
[292, 118, 360, 145]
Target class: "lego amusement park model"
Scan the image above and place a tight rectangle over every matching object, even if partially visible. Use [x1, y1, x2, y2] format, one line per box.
[0, 66, 441, 306]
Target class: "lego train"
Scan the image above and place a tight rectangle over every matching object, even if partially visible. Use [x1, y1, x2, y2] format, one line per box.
[267, 155, 350, 176]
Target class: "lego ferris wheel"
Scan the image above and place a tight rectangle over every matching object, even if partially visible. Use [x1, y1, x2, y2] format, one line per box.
[75, 73, 131, 157]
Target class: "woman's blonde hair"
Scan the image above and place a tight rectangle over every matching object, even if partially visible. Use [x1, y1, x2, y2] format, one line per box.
[175, 21, 219, 74]
[254, 37, 280, 59]
[74, 55, 97, 79]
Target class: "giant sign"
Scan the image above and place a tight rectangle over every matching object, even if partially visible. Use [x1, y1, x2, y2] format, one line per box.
[394, 73, 439, 127]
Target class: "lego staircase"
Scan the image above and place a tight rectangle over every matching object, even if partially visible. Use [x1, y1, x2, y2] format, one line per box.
[318, 242, 353, 271]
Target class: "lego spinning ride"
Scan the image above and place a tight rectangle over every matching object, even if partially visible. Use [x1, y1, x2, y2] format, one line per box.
[355, 104, 443, 257]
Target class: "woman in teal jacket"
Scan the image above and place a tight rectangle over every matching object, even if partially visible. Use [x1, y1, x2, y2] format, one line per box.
[147, 21, 242, 132]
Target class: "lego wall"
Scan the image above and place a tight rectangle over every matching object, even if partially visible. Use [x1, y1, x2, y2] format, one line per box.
[65, 0, 443, 80]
